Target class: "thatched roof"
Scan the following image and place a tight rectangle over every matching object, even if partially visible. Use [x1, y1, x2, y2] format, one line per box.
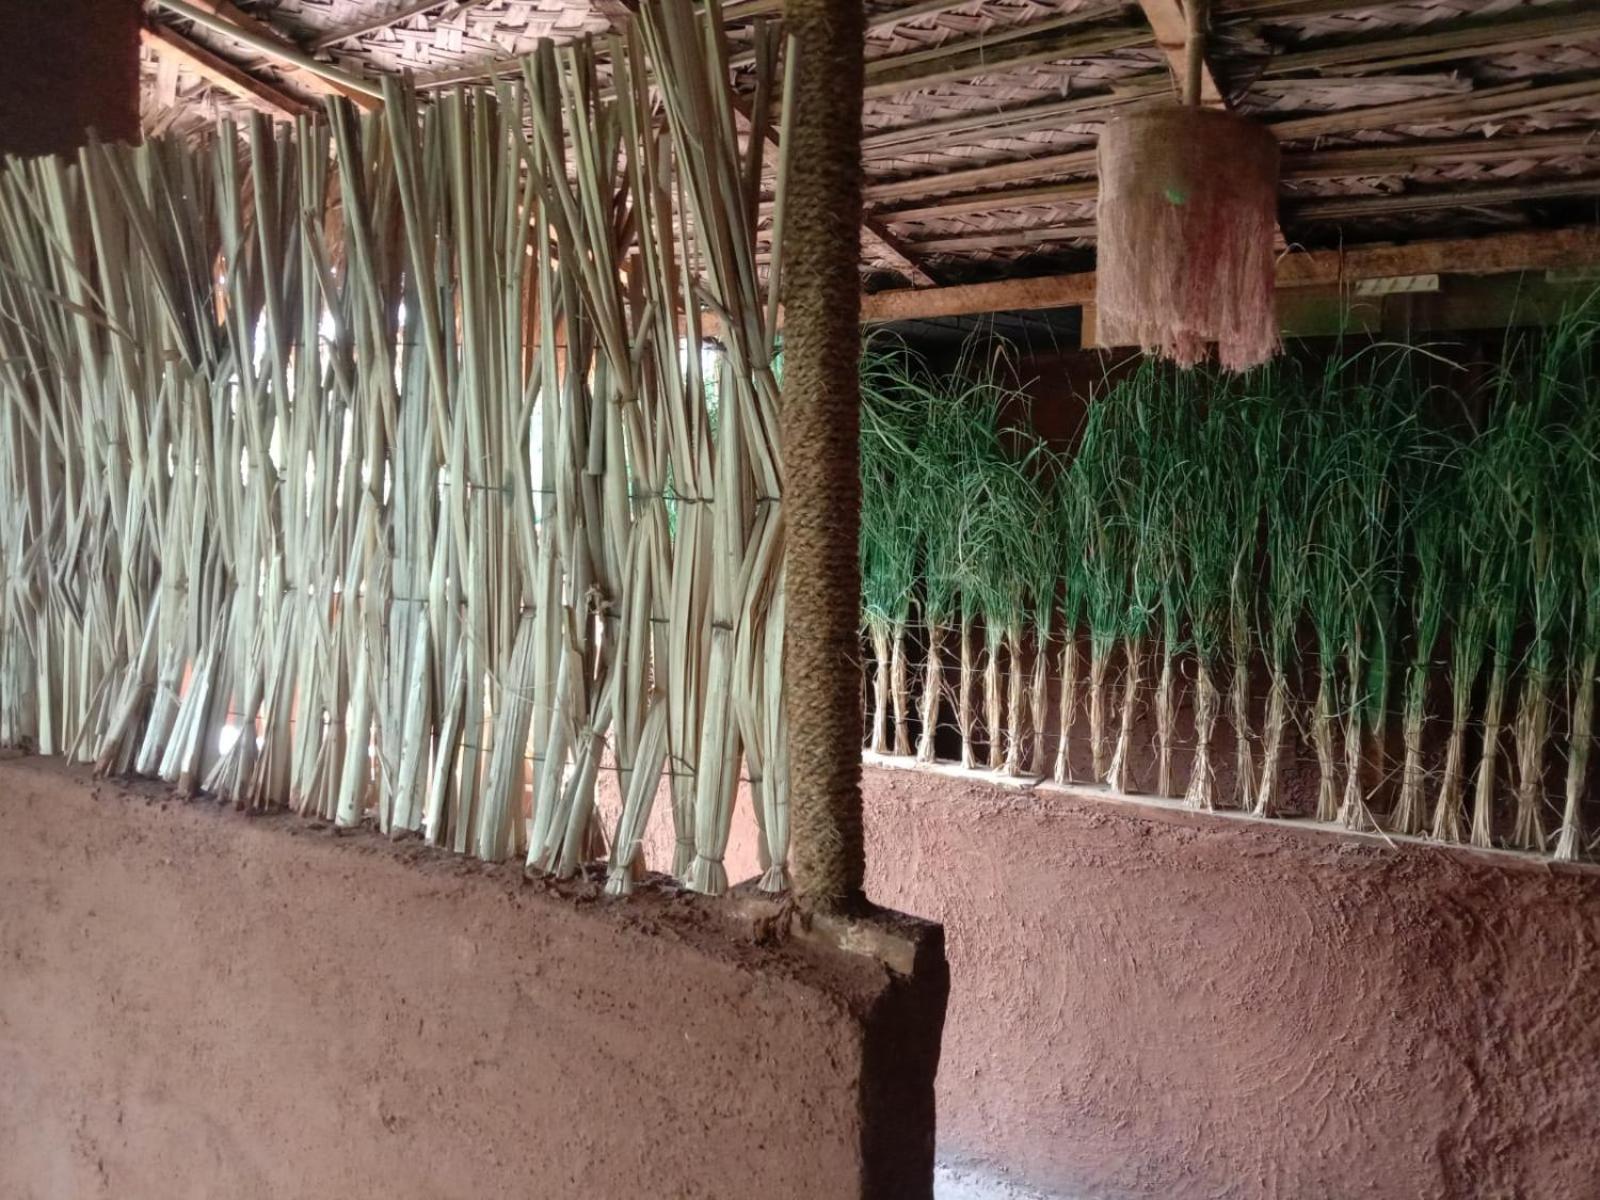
[141, 0, 1600, 290]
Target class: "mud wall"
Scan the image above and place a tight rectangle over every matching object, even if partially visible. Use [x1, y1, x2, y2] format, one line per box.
[0, 0, 140, 159]
[860, 765, 1600, 1199]
[0, 757, 946, 1200]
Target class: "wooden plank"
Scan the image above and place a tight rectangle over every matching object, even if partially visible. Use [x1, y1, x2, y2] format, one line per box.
[140, 24, 311, 120]
[1277, 227, 1600, 286]
[1136, 0, 1225, 108]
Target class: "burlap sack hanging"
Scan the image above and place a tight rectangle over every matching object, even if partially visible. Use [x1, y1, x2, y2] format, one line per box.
[1095, 106, 1280, 371]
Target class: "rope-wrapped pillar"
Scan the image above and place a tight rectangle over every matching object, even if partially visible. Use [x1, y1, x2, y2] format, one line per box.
[781, 0, 867, 912]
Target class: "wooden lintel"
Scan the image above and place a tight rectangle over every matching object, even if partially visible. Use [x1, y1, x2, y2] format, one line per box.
[141, 24, 311, 120]
[858, 227, 1600, 325]
[1135, 0, 1225, 108]
[1277, 227, 1600, 288]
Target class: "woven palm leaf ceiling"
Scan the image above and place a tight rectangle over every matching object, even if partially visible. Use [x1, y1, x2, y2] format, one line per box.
[141, 0, 1600, 289]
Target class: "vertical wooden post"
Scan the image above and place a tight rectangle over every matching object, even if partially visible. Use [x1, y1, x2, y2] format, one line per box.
[781, 0, 867, 913]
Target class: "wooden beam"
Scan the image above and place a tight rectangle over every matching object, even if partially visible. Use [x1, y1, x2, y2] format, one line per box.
[153, 0, 385, 103]
[1282, 133, 1600, 181]
[907, 224, 1098, 254]
[141, 24, 311, 120]
[857, 227, 1600, 324]
[859, 221, 940, 286]
[1135, 0, 1225, 108]
[168, 0, 382, 111]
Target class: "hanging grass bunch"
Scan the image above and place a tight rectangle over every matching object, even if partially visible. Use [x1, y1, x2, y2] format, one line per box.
[1096, 107, 1281, 371]
[859, 340, 1047, 774]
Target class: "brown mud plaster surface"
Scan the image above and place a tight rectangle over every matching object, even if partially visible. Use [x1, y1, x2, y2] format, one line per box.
[0, 0, 140, 158]
[860, 765, 1600, 1199]
[0, 757, 946, 1200]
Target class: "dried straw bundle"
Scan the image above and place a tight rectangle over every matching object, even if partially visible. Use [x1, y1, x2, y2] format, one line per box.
[1095, 107, 1279, 372]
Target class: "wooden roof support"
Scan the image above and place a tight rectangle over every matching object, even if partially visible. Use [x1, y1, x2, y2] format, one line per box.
[164, 0, 382, 111]
[152, 0, 384, 107]
[141, 23, 311, 120]
[860, 221, 940, 287]
[856, 227, 1600, 324]
[1136, 0, 1225, 108]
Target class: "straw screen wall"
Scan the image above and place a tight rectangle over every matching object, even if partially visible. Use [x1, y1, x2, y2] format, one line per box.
[0, 1, 791, 895]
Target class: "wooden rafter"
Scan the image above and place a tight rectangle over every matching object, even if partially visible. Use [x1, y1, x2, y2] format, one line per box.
[859, 222, 940, 287]
[163, 0, 382, 111]
[1135, 0, 1225, 108]
[141, 23, 311, 120]
[152, 0, 385, 107]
